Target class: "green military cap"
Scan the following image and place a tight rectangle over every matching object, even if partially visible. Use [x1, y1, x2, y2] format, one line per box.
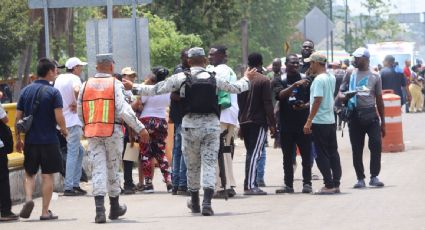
[96, 53, 114, 64]
[188, 47, 205, 58]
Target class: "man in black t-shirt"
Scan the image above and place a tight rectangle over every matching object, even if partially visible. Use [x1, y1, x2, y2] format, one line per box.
[299, 40, 315, 74]
[170, 48, 190, 195]
[271, 54, 313, 194]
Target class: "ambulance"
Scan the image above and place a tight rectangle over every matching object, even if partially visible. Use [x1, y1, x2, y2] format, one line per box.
[367, 41, 415, 68]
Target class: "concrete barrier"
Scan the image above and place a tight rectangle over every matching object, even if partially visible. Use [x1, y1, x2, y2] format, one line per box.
[9, 170, 64, 204]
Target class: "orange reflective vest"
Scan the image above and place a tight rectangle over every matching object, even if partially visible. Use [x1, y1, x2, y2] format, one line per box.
[81, 77, 115, 137]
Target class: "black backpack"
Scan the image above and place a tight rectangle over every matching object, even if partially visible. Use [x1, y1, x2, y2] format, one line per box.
[181, 70, 220, 117]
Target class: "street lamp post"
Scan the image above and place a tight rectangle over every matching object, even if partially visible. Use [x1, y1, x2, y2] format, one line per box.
[330, 0, 334, 62]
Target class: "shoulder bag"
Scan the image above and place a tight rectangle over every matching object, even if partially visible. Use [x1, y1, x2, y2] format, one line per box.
[16, 85, 48, 133]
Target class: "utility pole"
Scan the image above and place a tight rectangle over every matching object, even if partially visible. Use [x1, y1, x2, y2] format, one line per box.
[107, 0, 113, 53]
[43, 0, 50, 57]
[330, 0, 334, 62]
[241, 19, 249, 68]
[345, 0, 348, 52]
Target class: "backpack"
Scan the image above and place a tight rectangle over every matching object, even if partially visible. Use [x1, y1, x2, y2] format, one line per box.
[181, 70, 220, 117]
[0, 122, 13, 154]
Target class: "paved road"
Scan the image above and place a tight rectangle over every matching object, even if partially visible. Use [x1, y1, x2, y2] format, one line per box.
[2, 113, 425, 230]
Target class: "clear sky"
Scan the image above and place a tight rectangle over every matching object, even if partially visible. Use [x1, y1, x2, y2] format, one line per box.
[337, 0, 425, 16]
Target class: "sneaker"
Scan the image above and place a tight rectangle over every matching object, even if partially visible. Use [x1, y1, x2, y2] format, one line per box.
[73, 187, 87, 195]
[123, 187, 135, 195]
[257, 179, 266, 187]
[227, 188, 237, 197]
[176, 186, 189, 196]
[276, 185, 294, 194]
[144, 184, 154, 193]
[311, 173, 320, 180]
[0, 211, 19, 221]
[213, 190, 228, 199]
[335, 186, 341, 193]
[171, 186, 178, 195]
[244, 187, 267, 195]
[136, 183, 144, 191]
[353, 179, 366, 189]
[314, 187, 337, 195]
[166, 184, 173, 193]
[369, 177, 384, 187]
[302, 184, 313, 193]
[63, 190, 79, 196]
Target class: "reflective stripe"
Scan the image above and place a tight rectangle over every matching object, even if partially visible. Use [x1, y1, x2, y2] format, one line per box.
[88, 101, 95, 123]
[385, 116, 402, 123]
[102, 100, 109, 122]
[384, 100, 400, 107]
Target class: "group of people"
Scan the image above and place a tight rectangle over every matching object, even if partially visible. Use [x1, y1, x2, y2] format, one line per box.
[0, 40, 389, 223]
[379, 56, 425, 113]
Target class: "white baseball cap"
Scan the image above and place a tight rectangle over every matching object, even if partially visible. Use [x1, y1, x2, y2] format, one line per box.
[352, 47, 370, 58]
[65, 57, 87, 69]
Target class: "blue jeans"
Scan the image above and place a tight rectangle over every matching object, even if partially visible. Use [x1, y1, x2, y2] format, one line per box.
[172, 123, 187, 187]
[256, 144, 266, 181]
[64, 125, 85, 190]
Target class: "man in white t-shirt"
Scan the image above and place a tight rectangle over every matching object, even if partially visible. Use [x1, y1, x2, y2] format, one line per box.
[54, 57, 87, 196]
[207, 46, 238, 198]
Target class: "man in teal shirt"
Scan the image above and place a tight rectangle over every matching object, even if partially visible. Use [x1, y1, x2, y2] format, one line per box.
[303, 52, 342, 194]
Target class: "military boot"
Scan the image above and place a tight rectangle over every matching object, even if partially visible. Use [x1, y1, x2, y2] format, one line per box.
[108, 196, 127, 220]
[94, 196, 106, 224]
[201, 188, 214, 216]
[187, 190, 200, 213]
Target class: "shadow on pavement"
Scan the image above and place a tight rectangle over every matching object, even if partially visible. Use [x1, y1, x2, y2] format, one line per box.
[211, 210, 269, 217]
[22, 218, 78, 222]
[105, 219, 158, 224]
[148, 210, 269, 219]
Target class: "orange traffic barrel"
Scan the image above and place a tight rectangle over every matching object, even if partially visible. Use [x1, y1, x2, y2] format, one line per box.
[382, 90, 405, 152]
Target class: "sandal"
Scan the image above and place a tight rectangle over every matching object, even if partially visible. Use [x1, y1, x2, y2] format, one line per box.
[40, 210, 58, 221]
[19, 200, 34, 219]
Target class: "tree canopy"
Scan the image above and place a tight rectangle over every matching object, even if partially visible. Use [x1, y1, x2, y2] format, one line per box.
[0, 0, 404, 83]
[0, 0, 40, 79]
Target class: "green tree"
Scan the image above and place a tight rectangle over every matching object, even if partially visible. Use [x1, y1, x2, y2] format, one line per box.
[148, 0, 241, 47]
[118, 9, 203, 69]
[0, 0, 40, 79]
[146, 12, 203, 69]
[350, 0, 403, 48]
[144, 0, 330, 68]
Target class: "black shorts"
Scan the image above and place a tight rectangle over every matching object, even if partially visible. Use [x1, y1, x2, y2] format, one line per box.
[23, 144, 63, 175]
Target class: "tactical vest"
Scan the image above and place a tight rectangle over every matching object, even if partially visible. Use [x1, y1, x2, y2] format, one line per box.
[81, 77, 115, 137]
[181, 71, 220, 117]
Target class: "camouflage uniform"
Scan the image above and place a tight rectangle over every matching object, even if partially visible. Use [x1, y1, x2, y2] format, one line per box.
[77, 73, 144, 197]
[137, 66, 250, 191]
